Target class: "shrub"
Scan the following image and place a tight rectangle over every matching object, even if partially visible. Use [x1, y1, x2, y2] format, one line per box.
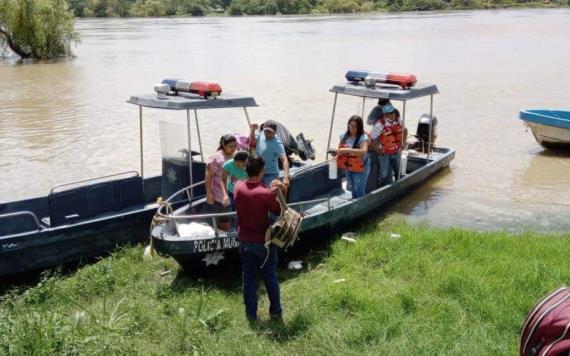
[401, 0, 447, 10]
[318, 0, 360, 13]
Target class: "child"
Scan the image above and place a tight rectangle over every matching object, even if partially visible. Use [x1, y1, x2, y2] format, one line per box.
[222, 150, 249, 210]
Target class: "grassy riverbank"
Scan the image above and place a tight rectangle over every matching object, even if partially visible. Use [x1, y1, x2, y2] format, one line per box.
[2, 221, 569, 354]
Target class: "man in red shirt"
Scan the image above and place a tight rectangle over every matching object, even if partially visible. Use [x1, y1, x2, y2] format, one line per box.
[234, 156, 282, 322]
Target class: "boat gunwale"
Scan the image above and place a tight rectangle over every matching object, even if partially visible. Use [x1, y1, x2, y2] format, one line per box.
[520, 109, 570, 130]
[151, 147, 455, 242]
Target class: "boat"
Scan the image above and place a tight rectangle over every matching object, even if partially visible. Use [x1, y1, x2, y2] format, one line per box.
[0, 81, 313, 277]
[150, 71, 456, 270]
[519, 109, 570, 149]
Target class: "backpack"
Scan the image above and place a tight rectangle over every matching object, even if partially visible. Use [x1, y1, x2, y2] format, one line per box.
[265, 189, 303, 250]
[520, 287, 570, 356]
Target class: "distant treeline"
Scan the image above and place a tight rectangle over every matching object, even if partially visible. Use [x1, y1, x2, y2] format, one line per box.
[67, 0, 569, 17]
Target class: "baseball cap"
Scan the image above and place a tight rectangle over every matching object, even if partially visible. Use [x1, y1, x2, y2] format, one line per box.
[262, 120, 278, 133]
[383, 104, 396, 114]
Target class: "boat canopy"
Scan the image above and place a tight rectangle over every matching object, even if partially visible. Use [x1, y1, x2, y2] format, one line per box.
[127, 92, 258, 110]
[330, 82, 439, 101]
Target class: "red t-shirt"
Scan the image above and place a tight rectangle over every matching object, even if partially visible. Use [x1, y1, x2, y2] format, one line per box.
[234, 180, 281, 244]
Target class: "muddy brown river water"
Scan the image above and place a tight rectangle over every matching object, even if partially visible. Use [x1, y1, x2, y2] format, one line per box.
[1, 9, 569, 232]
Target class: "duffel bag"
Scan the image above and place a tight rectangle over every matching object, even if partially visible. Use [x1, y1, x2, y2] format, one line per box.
[520, 287, 570, 356]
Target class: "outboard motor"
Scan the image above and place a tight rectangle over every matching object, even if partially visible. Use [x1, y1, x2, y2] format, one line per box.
[260, 121, 315, 161]
[413, 114, 437, 152]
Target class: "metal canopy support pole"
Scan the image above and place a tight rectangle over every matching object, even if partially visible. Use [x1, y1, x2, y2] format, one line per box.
[139, 106, 144, 178]
[186, 109, 194, 198]
[194, 109, 204, 162]
[399, 100, 407, 180]
[325, 92, 339, 160]
[428, 95, 434, 159]
[361, 97, 366, 118]
[243, 107, 252, 127]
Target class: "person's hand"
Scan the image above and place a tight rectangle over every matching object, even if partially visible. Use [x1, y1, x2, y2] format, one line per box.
[327, 149, 338, 157]
[222, 195, 230, 207]
[206, 192, 215, 205]
[270, 180, 287, 195]
[250, 123, 259, 132]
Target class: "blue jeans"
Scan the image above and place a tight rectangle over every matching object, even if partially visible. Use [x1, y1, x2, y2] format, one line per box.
[239, 241, 282, 320]
[379, 153, 401, 186]
[346, 160, 370, 199]
[262, 173, 279, 188]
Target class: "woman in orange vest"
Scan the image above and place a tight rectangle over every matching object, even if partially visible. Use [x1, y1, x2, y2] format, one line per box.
[332, 115, 370, 199]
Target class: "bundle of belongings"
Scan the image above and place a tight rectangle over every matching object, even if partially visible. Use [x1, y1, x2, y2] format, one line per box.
[265, 188, 302, 250]
[520, 286, 570, 356]
[177, 222, 215, 239]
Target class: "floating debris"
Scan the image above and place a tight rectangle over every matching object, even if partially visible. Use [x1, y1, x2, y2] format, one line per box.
[390, 233, 401, 239]
[334, 278, 346, 283]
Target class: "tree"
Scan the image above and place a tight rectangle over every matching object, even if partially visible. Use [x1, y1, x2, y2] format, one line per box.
[0, 0, 78, 59]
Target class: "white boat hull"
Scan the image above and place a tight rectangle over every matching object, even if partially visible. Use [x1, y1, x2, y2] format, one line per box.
[526, 122, 570, 149]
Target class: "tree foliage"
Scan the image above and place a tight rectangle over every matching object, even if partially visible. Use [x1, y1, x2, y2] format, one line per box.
[64, 0, 565, 16]
[0, 0, 78, 59]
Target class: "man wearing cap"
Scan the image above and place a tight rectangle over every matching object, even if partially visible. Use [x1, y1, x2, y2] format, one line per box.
[369, 103, 407, 186]
[248, 120, 290, 188]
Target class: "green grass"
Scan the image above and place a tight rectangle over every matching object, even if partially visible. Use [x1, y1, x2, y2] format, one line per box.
[1, 221, 570, 355]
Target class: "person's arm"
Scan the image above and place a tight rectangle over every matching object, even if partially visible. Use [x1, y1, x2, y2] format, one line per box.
[249, 123, 259, 149]
[367, 106, 382, 125]
[338, 138, 369, 157]
[205, 164, 215, 205]
[221, 169, 230, 207]
[280, 154, 290, 187]
[268, 190, 282, 215]
[370, 122, 383, 154]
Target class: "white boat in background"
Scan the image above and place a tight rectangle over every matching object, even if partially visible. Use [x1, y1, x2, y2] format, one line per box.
[519, 109, 570, 149]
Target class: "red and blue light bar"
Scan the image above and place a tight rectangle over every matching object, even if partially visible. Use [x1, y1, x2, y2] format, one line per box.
[160, 79, 223, 98]
[345, 70, 417, 89]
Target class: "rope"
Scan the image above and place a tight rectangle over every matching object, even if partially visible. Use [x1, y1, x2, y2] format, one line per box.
[145, 197, 174, 258]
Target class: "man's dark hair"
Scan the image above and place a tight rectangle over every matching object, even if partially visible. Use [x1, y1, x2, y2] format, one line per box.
[234, 150, 249, 162]
[378, 98, 391, 106]
[246, 156, 265, 177]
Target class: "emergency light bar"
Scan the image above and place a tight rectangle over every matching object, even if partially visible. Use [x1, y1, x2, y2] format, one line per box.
[160, 79, 223, 98]
[345, 70, 417, 89]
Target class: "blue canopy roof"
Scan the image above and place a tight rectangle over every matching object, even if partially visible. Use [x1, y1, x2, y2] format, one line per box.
[127, 92, 258, 110]
[330, 82, 439, 101]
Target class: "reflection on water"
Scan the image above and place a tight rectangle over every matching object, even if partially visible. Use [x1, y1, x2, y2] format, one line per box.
[1, 9, 570, 232]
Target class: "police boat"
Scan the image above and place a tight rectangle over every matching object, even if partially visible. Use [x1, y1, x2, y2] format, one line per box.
[149, 71, 455, 271]
[0, 80, 313, 277]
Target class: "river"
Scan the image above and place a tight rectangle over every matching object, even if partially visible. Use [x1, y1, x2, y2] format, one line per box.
[1, 9, 569, 232]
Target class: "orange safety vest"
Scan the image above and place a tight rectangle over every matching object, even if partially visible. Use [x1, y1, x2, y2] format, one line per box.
[337, 136, 366, 173]
[378, 119, 403, 155]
